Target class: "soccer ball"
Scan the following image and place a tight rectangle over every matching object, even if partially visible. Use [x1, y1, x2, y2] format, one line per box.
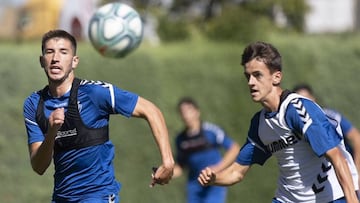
[88, 2, 143, 58]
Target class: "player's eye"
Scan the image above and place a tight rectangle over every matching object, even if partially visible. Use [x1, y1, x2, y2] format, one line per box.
[60, 49, 69, 54]
[253, 72, 262, 79]
[44, 49, 54, 54]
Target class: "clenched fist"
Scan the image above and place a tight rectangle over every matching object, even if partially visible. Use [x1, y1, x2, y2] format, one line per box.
[49, 108, 65, 131]
[198, 167, 216, 186]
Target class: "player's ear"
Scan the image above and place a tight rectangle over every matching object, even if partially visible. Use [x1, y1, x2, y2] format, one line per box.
[272, 71, 282, 86]
[71, 56, 79, 69]
[39, 56, 45, 68]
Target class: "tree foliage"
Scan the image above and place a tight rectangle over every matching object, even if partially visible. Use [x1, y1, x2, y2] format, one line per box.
[158, 0, 308, 42]
[99, 0, 309, 42]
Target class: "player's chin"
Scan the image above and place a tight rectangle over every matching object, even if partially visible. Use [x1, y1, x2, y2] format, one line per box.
[250, 95, 261, 102]
[250, 91, 259, 100]
[47, 74, 67, 83]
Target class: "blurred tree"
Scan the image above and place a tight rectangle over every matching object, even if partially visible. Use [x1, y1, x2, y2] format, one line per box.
[276, 0, 309, 32]
[96, 0, 309, 42]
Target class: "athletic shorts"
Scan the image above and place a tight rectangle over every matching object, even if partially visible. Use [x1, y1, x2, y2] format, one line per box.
[52, 193, 119, 203]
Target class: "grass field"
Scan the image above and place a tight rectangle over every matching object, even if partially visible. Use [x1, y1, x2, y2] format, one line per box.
[1, 32, 360, 202]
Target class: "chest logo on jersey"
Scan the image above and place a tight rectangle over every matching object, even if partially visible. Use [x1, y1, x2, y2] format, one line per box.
[181, 138, 206, 150]
[55, 128, 77, 140]
[180, 136, 211, 153]
[266, 133, 302, 153]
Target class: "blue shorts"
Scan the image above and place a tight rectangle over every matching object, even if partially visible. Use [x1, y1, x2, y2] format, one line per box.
[187, 181, 227, 203]
[52, 193, 119, 203]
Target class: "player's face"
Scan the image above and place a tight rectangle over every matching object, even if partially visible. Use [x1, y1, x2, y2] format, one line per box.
[244, 58, 281, 103]
[41, 38, 79, 83]
[179, 103, 200, 127]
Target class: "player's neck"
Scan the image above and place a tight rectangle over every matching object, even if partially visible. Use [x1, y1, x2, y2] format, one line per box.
[48, 77, 74, 98]
[262, 87, 283, 112]
[186, 121, 201, 136]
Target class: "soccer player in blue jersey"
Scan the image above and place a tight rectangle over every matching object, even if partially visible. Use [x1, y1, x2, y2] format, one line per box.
[173, 97, 240, 203]
[293, 83, 360, 187]
[23, 29, 174, 203]
[198, 41, 360, 202]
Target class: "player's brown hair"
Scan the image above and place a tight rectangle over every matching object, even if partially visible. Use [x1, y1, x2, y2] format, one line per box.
[177, 97, 199, 111]
[41, 29, 77, 55]
[241, 41, 282, 73]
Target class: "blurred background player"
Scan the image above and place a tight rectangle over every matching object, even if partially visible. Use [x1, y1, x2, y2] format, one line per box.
[293, 83, 360, 187]
[173, 97, 240, 203]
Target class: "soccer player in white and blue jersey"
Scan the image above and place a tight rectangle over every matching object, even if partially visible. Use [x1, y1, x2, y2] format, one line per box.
[23, 29, 174, 203]
[198, 41, 359, 203]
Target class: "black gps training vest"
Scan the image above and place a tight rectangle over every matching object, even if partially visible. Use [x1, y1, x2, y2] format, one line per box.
[36, 78, 109, 153]
[178, 128, 213, 154]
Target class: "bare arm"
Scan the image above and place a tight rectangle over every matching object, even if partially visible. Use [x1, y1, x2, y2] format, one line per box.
[132, 97, 175, 186]
[29, 108, 64, 175]
[198, 162, 250, 186]
[326, 146, 359, 203]
[209, 142, 240, 173]
[345, 127, 360, 187]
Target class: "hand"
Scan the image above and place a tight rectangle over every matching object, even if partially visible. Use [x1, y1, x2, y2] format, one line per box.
[198, 167, 216, 186]
[48, 108, 65, 132]
[149, 165, 174, 188]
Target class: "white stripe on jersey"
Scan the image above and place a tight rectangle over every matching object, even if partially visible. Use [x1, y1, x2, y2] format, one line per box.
[108, 84, 115, 113]
[203, 122, 225, 144]
[25, 118, 38, 126]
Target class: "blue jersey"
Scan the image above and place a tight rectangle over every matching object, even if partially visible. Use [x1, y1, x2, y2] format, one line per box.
[323, 108, 354, 155]
[175, 122, 233, 203]
[175, 122, 234, 181]
[236, 91, 358, 202]
[23, 79, 138, 202]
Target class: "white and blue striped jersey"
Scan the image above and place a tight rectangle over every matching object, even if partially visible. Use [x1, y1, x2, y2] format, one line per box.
[23, 79, 138, 202]
[236, 92, 358, 202]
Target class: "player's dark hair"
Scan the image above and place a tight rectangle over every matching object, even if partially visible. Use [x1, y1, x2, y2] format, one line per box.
[292, 83, 314, 95]
[241, 41, 282, 73]
[41, 29, 77, 55]
[177, 97, 199, 110]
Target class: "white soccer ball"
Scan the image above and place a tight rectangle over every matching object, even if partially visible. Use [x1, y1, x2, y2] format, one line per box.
[88, 2, 143, 58]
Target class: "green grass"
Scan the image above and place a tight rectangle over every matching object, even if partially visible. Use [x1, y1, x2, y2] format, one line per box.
[1, 32, 360, 202]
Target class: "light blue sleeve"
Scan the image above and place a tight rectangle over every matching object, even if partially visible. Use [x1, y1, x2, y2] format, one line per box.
[285, 98, 342, 157]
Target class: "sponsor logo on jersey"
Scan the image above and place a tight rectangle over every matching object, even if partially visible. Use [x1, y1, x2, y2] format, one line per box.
[55, 128, 77, 139]
[266, 133, 302, 153]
